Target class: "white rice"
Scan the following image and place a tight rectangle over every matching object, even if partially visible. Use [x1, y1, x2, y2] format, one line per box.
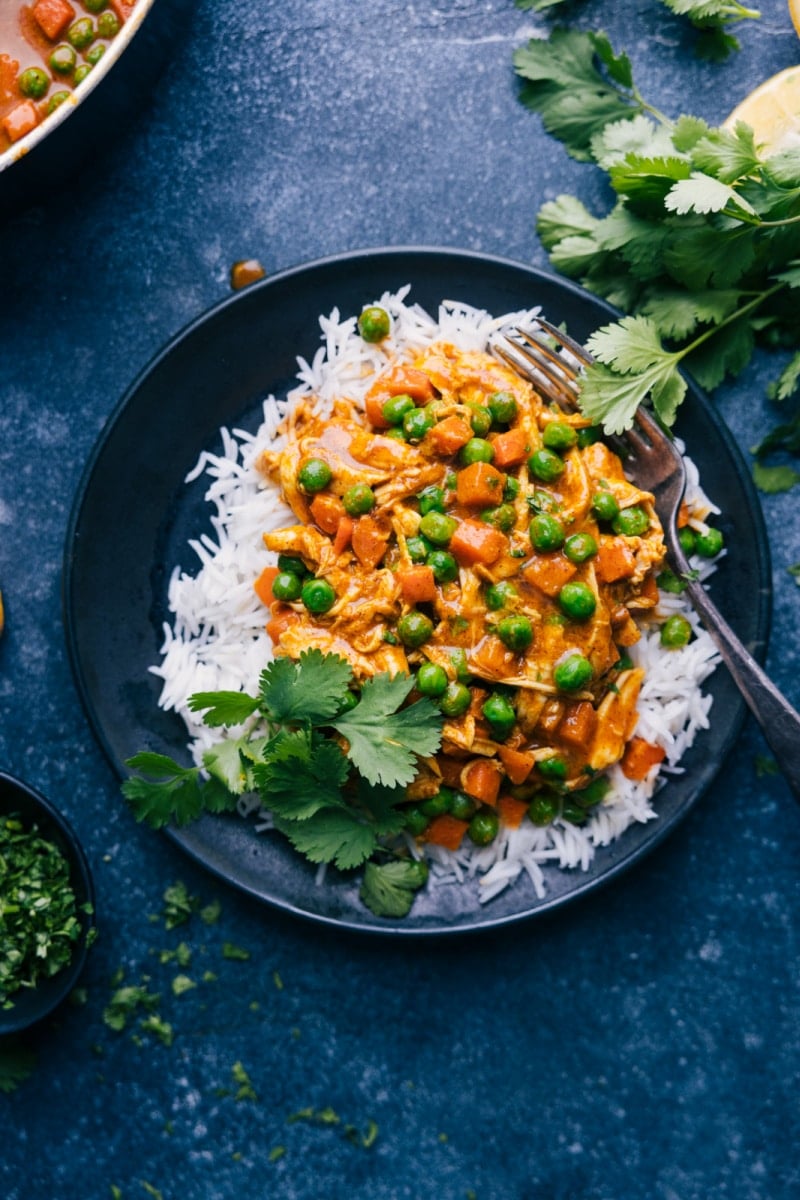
[150, 287, 722, 905]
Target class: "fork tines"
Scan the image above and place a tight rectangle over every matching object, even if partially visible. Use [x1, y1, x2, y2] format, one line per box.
[492, 321, 587, 412]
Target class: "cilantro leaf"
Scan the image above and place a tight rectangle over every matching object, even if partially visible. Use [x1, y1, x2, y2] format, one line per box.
[664, 171, 755, 217]
[202, 737, 252, 795]
[122, 753, 205, 829]
[259, 649, 352, 725]
[752, 462, 800, 494]
[273, 809, 377, 870]
[187, 690, 259, 727]
[332, 673, 443, 788]
[767, 351, 800, 403]
[359, 860, 429, 919]
[254, 732, 350, 819]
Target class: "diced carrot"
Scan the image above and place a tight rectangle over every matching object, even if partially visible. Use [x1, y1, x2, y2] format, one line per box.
[677, 501, 690, 528]
[332, 515, 354, 555]
[109, 0, 135, 20]
[522, 553, 577, 598]
[596, 537, 636, 583]
[2, 101, 38, 143]
[449, 519, 507, 567]
[427, 415, 473, 456]
[498, 794, 530, 829]
[455, 462, 506, 507]
[639, 572, 659, 605]
[557, 701, 597, 751]
[265, 605, 301, 643]
[397, 565, 438, 604]
[32, 0, 75, 40]
[309, 492, 346, 534]
[490, 427, 530, 468]
[351, 515, 389, 568]
[621, 736, 666, 781]
[364, 364, 436, 428]
[461, 758, 503, 807]
[469, 636, 511, 677]
[254, 565, 280, 606]
[424, 813, 469, 851]
[498, 745, 536, 785]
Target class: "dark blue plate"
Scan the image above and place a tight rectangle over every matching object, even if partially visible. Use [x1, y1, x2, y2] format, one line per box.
[63, 247, 771, 935]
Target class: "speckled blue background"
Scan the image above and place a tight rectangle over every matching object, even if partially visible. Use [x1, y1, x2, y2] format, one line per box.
[1, 2, 799, 1197]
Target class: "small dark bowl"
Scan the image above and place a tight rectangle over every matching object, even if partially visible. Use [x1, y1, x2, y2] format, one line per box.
[0, 771, 95, 1036]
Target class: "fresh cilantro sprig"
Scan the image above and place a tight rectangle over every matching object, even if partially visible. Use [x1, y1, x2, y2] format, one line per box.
[515, 28, 800, 487]
[123, 650, 442, 917]
[660, 0, 760, 61]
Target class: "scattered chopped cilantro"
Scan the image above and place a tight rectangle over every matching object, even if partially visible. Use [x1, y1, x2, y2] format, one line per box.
[269, 1146, 286, 1163]
[102, 982, 160, 1033]
[139, 1014, 174, 1047]
[171, 974, 195, 997]
[755, 754, 779, 778]
[273, 970, 284, 991]
[222, 942, 251, 961]
[161, 882, 197, 929]
[232, 1060, 258, 1101]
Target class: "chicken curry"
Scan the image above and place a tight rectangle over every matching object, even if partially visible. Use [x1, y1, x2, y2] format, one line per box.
[255, 342, 668, 851]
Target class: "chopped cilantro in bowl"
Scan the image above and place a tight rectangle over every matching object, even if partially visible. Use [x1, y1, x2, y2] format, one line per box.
[0, 771, 96, 1035]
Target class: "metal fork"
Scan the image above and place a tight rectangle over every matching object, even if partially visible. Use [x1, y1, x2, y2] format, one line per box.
[494, 318, 800, 799]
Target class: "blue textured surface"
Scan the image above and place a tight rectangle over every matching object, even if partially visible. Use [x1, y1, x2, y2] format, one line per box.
[1, 2, 799, 1198]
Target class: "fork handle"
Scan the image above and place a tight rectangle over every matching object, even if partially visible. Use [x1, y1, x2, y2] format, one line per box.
[680, 569, 800, 799]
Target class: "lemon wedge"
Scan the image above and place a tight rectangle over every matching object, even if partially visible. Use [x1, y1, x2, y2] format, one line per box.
[723, 66, 800, 156]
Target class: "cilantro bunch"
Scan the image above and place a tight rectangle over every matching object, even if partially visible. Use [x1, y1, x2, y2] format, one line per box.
[514, 29, 800, 491]
[123, 650, 443, 918]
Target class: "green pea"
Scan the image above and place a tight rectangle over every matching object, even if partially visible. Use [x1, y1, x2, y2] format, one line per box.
[488, 390, 518, 424]
[537, 755, 567, 781]
[277, 554, 308, 577]
[553, 653, 593, 691]
[445, 471, 457, 491]
[574, 777, 611, 809]
[381, 393, 415, 426]
[397, 611, 434, 648]
[96, 10, 120, 36]
[482, 693, 516, 740]
[385, 426, 407, 442]
[657, 568, 686, 595]
[542, 421, 577, 451]
[460, 438, 494, 465]
[577, 426, 603, 448]
[297, 457, 332, 493]
[678, 526, 697, 556]
[613, 506, 649, 537]
[564, 532, 598, 564]
[439, 682, 471, 717]
[695, 527, 724, 558]
[529, 512, 564, 551]
[18, 67, 49, 99]
[485, 580, 518, 611]
[468, 405, 492, 437]
[403, 407, 434, 442]
[271, 571, 302, 602]
[421, 788, 453, 816]
[449, 791, 477, 821]
[503, 476, 520, 502]
[417, 662, 449, 697]
[449, 648, 471, 683]
[404, 805, 430, 837]
[481, 503, 515, 532]
[358, 305, 391, 343]
[49, 44, 77, 74]
[342, 482, 375, 515]
[84, 0, 106, 10]
[300, 578, 336, 613]
[528, 448, 565, 483]
[67, 17, 95, 49]
[496, 614, 533, 652]
[406, 535, 432, 563]
[427, 550, 458, 583]
[660, 614, 692, 648]
[85, 42, 105, 65]
[528, 793, 559, 826]
[338, 689, 359, 713]
[591, 491, 620, 522]
[562, 803, 588, 826]
[73, 64, 92, 84]
[468, 810, 499, 846]
[558, 581, 597, 621]
[417, 485, 446, 515]
[419, 511, 457, 546]
[47, 90, 70, 113]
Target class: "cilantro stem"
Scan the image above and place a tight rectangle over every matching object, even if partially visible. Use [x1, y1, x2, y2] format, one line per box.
[676, 282, 784, 359]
